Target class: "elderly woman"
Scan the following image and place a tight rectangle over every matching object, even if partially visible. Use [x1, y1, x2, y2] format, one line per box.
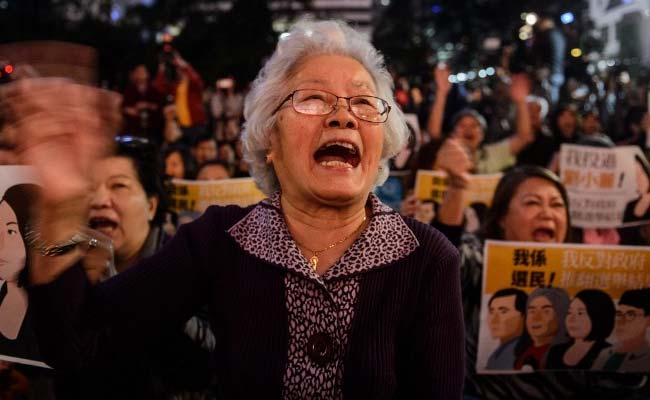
[434, 162, 649, 398]
[2, 20, 464, 399]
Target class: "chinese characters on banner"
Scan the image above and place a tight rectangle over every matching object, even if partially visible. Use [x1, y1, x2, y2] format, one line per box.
[560, 144, 649, 228]
[414, 170, 502, 207]
[169, 177, 265, 214]
[478, 240, 650, 374]
[0, 166, 49, 368]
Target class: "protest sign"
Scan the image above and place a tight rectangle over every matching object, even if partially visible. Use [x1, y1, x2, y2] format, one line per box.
[414, 169, 502, 207]
[169, 177, 265, 214]
[560, 144, 649, 228]
[478, 240, 650, 374]
[0, 166, 48, 368]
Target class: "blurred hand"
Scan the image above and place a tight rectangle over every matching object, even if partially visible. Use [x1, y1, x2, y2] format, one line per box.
[434, 138, 473, 187]
[0, 78, 121, 205]
[510, 73, 530, 103]
[0, 78, 121, 283]
[434, 64, 452, 94]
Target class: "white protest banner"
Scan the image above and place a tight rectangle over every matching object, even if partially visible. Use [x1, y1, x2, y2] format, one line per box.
[559, 144, 650, 228]
[0, 166, 49, 368]
[169, 177, 265, 213]
[478, 240, 650, 374]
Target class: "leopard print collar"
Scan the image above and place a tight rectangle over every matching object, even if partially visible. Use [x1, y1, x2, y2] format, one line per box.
[227, 192, 419, 282]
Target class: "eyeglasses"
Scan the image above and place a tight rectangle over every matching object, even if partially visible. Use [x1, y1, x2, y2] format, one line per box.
[272, 89, 391, 123]
[615, 310, 645, 321]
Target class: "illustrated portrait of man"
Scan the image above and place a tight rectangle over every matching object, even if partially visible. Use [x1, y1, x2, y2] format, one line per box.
[486, 288, 527, 369]
[593, 288, 650, 372]
[514, 287, 569, 370]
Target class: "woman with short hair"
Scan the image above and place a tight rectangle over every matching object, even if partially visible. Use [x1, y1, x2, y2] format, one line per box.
[3, 19, 465, 399]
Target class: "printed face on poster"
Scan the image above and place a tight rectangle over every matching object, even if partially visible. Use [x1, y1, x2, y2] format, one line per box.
[0, 166, 49, 368]
[478, 240, 650, 374]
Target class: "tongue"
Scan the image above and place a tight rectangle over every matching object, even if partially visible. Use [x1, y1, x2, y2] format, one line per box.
[533, 229, 554, 242]
[92, 221, 116, 236]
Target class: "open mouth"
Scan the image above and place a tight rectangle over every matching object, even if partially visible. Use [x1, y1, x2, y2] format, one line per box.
[313, 141, 360, 168]
[89, 217, 118, 235]
[532, 228, 555, 242]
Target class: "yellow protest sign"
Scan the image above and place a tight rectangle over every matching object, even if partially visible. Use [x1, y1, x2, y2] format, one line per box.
[477, 240, 650, 374]
[169, 178, 265, 213]
[414, 170, 502, 207]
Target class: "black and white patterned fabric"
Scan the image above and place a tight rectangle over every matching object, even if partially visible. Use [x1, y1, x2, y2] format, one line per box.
[228, 192, 419, 399]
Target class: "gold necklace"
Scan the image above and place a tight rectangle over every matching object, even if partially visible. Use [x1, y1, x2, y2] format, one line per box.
[296, 215, 367, 271]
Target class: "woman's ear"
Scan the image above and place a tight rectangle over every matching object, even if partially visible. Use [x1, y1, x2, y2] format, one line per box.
[147, 196, 159, 222]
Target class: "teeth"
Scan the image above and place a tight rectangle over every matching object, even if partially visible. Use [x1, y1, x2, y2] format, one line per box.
[325, 141, 357, 153]
[320, 160, 353, 168]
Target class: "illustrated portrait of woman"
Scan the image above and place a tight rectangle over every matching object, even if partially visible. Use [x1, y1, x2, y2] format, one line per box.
[623, 154, 650, 225]
[0, 183, 42, 362]
[545, 289, 615, 370]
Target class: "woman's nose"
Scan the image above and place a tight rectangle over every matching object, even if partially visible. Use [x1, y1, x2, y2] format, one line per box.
[325, 98, 358, 129]
[89, 185, 111, 208]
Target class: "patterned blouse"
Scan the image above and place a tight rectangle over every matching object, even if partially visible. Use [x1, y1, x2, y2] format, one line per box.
[228, 192, 419, 399]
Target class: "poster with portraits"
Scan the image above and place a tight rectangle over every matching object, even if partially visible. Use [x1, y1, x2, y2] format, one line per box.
[478, 240, 650, 374]
[0, 166, 49, 368]
[559, 144, 650, 228]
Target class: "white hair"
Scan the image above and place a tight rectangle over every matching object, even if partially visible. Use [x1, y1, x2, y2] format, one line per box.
[241, 19, 408, 196]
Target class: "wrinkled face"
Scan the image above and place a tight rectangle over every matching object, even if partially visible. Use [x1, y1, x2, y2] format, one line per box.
[194, 140, 218, 165]
[526, 295, 559, 343]
[500, 177, 568, 243]
[0, 201, 25, 282]
[488, 295, 524, 342]
[566, 298, 592, 340]
[557, 110, 577, 138]
[269, 54, 385, 207]
[197, 164, 229, 180]
[615, 304, 649, 343]
[88, 157, 158, 261]
[165, 151, 185, 179]
[451, 115, 483, 151]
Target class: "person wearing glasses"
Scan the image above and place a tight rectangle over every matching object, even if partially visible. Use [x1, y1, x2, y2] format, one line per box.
[593, 288, 650, 372]
[2, 20, 464, 399]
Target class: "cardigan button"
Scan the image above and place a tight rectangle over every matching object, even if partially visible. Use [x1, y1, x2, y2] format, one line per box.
[306, 332, 334, 366]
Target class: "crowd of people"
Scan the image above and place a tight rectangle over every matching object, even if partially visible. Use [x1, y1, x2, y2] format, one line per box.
[0, 14, 649, 400]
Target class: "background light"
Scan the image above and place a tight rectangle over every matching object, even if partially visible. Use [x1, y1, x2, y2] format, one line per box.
[560, 12, 574, 24]
[571, 48, 583, 58]
[525, 13, 538, 25]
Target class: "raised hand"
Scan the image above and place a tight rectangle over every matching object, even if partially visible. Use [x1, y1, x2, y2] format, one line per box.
[510, 73, 530, 104]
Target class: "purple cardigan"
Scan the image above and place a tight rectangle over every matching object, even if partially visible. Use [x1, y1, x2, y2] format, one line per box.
[28, 200, 464, 399]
